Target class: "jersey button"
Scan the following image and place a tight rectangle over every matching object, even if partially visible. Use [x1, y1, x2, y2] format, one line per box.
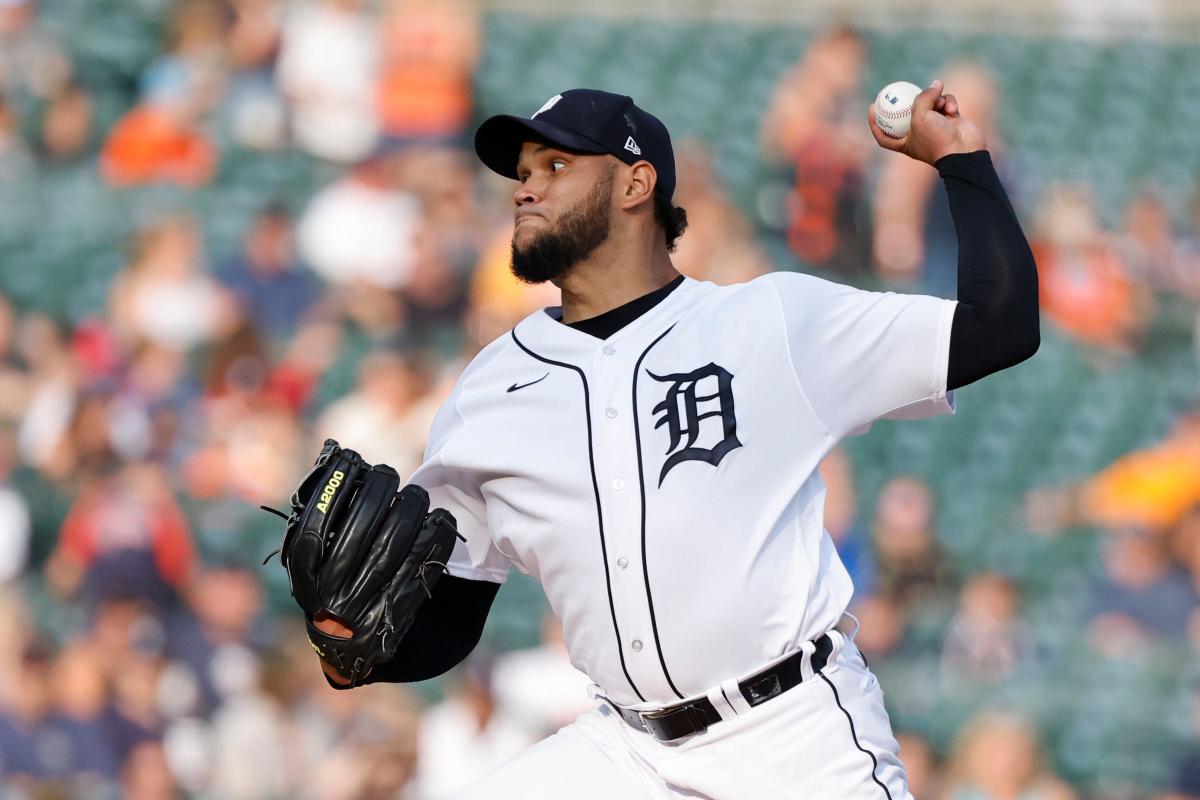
[612, 478, 624, 491]
[603, 345, 616, 355]
[605, 407, 618, 418]
[631, 639, 643, 652]
[616, 556, 628, 569]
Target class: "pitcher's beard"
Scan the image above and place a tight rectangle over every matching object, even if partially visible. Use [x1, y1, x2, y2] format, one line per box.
[510, 167, 615, 285]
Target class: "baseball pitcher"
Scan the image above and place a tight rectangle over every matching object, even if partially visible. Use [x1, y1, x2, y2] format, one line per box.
[271, 83, 1038, 798]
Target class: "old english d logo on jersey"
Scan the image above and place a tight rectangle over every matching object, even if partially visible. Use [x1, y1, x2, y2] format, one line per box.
[648, 363, 742, 486]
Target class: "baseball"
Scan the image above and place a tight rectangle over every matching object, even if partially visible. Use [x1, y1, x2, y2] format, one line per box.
[873, 81, 922, 139]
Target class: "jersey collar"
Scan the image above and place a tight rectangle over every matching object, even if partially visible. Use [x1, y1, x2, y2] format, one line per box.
[514, 276, 704, 363]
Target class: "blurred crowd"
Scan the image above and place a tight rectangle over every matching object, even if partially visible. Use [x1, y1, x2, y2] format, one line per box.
[0, 1, 1197, 798]
[761, 25, 1200, 359]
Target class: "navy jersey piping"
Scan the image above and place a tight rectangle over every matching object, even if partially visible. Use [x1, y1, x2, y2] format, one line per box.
[510, 329, 646, 703]
[632, 324, 685, 699]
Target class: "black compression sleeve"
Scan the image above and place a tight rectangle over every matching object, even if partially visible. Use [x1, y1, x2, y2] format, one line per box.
[940, 150, 1040, 391]
[324, 575, 499, 689]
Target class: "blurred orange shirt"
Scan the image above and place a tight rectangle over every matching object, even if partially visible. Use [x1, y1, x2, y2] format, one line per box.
[377, 67, 472, 139]
[100, 105, 216, 187]
[376, 3, 476, 138]
[466, 227, 559, 342]
[1033, 242, 1138, 347]
[1083, 441, 1200, 531]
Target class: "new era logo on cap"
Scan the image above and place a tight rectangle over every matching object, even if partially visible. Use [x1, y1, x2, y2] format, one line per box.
[624, 136, 641, 155]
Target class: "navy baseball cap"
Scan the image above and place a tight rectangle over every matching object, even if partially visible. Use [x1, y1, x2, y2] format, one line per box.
[474, 88, 676, 199]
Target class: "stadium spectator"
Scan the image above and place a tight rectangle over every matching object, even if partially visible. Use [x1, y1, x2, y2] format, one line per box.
[820, 446, 874, 592]
[760, 25, 873, 275]
[203, 641, 292, 799]
[0, 0, 74, 105]
[30, 385, 119, 484]
[393, 146, 481, 339]
[871, 475, 952, 614]
[415, 655, 534, 799]
[45, 462, 195, 607]
[111, 340, 192, 465]
[314, 348, 438, 476]
[259, 317, 344, 413]
[276, 0, 379, 163]
[106, 623, 173, 763]
[100, 100, 217, 186]
[871, 61, 1005, 295]
[490, 613, 593, 739]
[670, 142, 771, 285]
[853, 592, 907, 662]
[288, 677, 421, 800]
[187, 395, 306, 504]
[403, 218, 472, 345]
[466, 222, 561, 346]
[855, 475, 952, 659]
[140, 0, 227, 117]
[0, 641, 76, 789]
[896, 730, 944, 800]
[376, 0, 480, 143]
[223, 0, 288, 151]
[1082, 407, 1200, 534]
[121, 740, 181, 800]
[35, 81, 94, 163]
[1085, 528, 1197, 655]
[0, 0, 31, 40]
[100, 0, 228, 186]
[1117, 188, 1184, 295]
[200, 321, 270, 406]
[0, 637, 124, 795]
[219, 205, 320, 342]
[941, 572, 1035, 684]
[297, 147, 424, 290]
[168, 561, 267, 717]
[109, 215, 238, 353]
[946, 712, 1076, 800]
[226, 0, 283, 74]
[51, 643, 121, 784]
[1031, 183, 1152, 355]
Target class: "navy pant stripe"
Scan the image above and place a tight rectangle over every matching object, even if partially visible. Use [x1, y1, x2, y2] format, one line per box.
[818, 672, 894, 800]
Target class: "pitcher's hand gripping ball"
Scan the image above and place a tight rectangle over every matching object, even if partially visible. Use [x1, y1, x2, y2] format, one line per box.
[873, 81, 923, 139]
[266, 439, 460, 686]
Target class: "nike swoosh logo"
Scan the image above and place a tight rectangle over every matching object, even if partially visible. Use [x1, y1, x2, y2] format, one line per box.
[507, 373, 549, 393]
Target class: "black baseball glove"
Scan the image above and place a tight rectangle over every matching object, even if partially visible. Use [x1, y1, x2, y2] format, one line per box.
[265, 439, 460, 687]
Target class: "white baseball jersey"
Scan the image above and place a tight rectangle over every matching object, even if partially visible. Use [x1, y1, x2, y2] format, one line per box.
[407, 273, 956, 708]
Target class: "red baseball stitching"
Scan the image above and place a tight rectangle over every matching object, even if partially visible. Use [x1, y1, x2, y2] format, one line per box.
[875, 102, 911, 120]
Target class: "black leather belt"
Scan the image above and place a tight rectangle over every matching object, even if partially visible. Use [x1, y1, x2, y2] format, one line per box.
[608, 632, 834, 742]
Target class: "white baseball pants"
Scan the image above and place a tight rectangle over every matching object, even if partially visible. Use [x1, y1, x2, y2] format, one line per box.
[456, 634, 913, 800]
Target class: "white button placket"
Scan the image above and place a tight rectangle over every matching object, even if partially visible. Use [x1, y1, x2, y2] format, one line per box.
[589, 339, 663, 696]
